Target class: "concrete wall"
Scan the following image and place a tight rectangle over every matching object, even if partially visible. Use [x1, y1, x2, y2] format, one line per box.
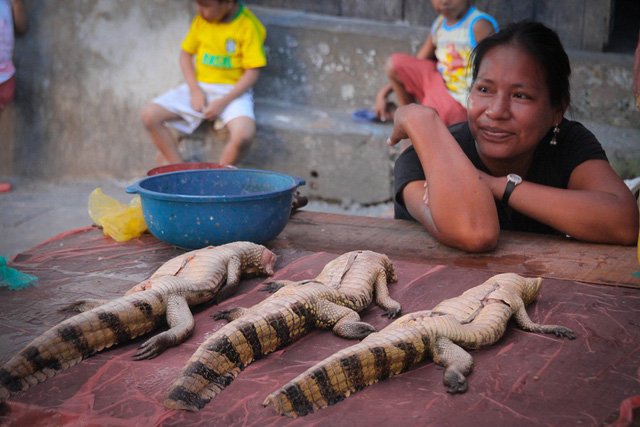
[246, 0, 614, 51]
[0, 1, 637, 191]
[1, 0, 193, 179]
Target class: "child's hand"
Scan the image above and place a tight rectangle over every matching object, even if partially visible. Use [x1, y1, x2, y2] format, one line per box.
[374, 84, 392, 121]
[190, 89, 207, 113]
[203, 99, 226, 121]
[375, 96, 388, 122]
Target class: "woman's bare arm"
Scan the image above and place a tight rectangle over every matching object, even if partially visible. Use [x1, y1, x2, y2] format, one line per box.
[389, 104, 499, 252]
[479, 161, 639, 245]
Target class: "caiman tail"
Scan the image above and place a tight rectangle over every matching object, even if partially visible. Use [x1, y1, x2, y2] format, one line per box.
[0, 289, 167, 399]
[165, 300, 317, 412]
[262, 321, 432, 419]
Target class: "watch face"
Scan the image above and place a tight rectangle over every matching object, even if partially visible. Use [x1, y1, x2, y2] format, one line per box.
[507, 173, 522, 184]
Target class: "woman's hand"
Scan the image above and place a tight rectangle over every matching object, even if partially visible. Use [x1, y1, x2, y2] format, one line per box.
[422, 181, 429, 206]
[387, 104, 432, 147]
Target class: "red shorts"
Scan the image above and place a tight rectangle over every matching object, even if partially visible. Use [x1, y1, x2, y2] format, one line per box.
[0, 75, 16, 111]
[391, 53, 467, 126]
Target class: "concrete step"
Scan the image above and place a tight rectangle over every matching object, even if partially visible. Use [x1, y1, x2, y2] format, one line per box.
[197, 99, 399, 205]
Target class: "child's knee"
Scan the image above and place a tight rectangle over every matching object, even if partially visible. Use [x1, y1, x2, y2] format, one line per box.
[140, 104, 156, 127]
[384, 56, 397, 79]
[227, 118, 256, 142]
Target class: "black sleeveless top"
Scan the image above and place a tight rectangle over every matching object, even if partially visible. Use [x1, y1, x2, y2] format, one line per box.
[393, 119, 608, 235]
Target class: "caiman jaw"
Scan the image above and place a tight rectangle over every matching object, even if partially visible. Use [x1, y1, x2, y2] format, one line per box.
[261, 249, 277, 276]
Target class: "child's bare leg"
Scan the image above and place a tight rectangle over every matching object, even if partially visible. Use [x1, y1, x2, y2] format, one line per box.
[140, 103, 183, 165]
[385, 56, 414, 109]
[219, 116, 255, 165]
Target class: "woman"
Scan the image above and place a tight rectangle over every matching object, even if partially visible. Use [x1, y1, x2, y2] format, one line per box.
[389, 21, 639, 252]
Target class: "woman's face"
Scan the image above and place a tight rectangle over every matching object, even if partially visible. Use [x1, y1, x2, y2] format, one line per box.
[467, 44, 564, 171]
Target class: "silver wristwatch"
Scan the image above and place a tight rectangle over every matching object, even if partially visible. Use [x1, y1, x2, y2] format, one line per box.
[501, 174, 522, 205]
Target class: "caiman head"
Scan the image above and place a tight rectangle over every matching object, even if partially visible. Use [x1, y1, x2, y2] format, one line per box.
[259, 248, 277, 276]
[245, 245, 277, 277]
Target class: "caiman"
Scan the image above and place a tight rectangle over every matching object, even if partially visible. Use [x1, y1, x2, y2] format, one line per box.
[164, 250, 402, 412]
[0, 241, 277, 400]
[263, 273, 576, 418]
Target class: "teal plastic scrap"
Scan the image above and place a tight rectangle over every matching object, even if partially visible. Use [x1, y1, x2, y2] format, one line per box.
[0, 256, 38, 290]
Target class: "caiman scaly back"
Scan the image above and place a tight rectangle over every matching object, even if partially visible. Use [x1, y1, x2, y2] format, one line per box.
[164, 250, 401, 412]
[0, 241, 276, 400]
[263, 273, 575, 418]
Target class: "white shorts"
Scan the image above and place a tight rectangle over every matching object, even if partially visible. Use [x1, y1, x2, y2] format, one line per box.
[152, 82, 255, 134]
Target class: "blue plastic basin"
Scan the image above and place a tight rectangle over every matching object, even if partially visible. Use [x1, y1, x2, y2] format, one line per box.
[126, 169, 305, 249]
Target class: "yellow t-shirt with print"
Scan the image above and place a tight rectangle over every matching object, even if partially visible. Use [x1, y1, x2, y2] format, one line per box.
[181, 4, 266, 85]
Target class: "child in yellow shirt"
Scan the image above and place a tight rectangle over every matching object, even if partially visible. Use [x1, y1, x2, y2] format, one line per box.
[141, 0, 266, 166]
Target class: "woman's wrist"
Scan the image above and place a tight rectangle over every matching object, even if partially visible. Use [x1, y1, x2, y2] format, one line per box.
[477, 171, 505, 201]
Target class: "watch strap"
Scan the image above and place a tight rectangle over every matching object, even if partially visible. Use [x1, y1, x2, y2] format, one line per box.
[501, 174, 522, 205]
[501, 180, 516, 205]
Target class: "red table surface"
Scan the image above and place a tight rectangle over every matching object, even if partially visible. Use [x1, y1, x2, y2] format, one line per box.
[0, 227, 638, 426]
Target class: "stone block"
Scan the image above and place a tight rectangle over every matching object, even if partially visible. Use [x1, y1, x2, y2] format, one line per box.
[200, 100, 397, 204]
[254, 7, 427, 111]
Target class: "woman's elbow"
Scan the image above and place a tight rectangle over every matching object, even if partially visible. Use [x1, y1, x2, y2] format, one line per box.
[457, 229, 499, 253]
[609, 201, 639, 245]
[617, 210, 639, 246]
[440, 223, 499, 253]
[579, 205, 639, 246]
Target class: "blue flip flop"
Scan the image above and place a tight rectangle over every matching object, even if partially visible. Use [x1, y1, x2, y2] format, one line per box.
[352, 109, 382, 123]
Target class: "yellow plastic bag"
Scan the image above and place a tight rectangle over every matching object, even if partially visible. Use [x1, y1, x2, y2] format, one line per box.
[88, 188, 148, 242]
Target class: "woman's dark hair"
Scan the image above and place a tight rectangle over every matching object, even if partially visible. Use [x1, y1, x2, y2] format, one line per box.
[470, 21, 571, 109]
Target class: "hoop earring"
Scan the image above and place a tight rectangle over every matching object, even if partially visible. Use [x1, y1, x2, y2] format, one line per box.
[550, 124, 559, 146]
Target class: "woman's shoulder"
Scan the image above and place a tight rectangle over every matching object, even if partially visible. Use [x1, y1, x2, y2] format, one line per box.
[557, 119, 606, 158]
[559, 119, 591, 135]
[530, 119, 608, 186]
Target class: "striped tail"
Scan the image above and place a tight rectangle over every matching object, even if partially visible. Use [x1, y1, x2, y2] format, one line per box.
[263, 325, 430, 418]
[0, 293, 164, 399]
[163, 332, 246, 412]
[165, 303, 315, 412]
